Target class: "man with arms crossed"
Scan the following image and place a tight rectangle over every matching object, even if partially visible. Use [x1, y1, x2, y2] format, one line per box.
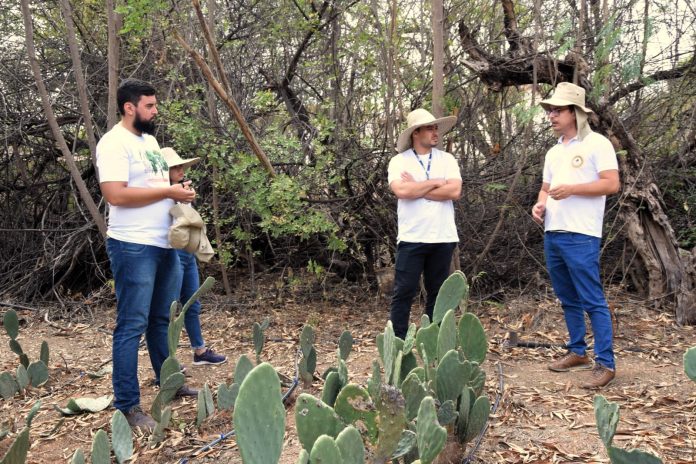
[388, 109, 462, 339]
[533, 82, 620, 388]
[97, 79, 197, 430]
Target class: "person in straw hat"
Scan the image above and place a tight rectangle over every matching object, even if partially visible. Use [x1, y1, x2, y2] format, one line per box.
[532, 82, 620, 388]
[387, 108, 462, 339]
[162, 147, 227, 367]
[96, 79, 198, 431]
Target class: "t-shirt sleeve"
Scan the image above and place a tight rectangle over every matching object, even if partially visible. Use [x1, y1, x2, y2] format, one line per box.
[445, 153, 462, 181]
[542, 153, 552, 184]
[594, 137, 619, 173]
[96, 136, 130, 183]
[387, 155, 402, 184]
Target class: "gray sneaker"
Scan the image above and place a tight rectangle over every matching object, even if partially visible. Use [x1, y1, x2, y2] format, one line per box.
[124, 405, 156, 432]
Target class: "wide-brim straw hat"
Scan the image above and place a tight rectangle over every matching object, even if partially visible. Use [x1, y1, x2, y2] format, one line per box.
[161, 147, 200, 169]
[396, 109, 457, 153]
[539, 82, 593, 114]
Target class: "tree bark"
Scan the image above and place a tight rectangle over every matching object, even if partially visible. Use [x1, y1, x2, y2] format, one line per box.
[432, 0, 445, 120]
[21, 0, 107, 237]
[106, 0, 119, 131]
[457, 4, 696, 323]
[58, 0, 98, 179]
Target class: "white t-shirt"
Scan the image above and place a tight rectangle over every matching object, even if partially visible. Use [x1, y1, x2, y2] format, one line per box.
[387, 148, 461, 243]
[542, 132, 618, 238]
[96, 123, 174, 248]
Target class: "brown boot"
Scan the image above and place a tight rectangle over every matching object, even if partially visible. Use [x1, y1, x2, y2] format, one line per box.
[548, 352, 593, 372]
[124, 405, 156, 432]
[581, 364, 615, 389]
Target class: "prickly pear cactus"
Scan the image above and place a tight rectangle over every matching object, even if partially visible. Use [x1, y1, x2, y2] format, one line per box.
[151, 372, 185, 421]
[321, 371, 341, 407]
[458, 313, 488, 364]
[374, 384, 406, 462]
[234, 363, 285, 464]
[151, 406, 172, 445]
[684, 347, 696, 382]
[39, 341, 49, 366]
[437, 399, 457, 426]
[90, 429, 110, 464]
[0, 372, 18, 400]
[403, 323, 417, 353]
[294, 394, 345, 452]
[391, 430, 417, 460]
[3, 309, 19, 340]
[15, 365, 28, 392]
[435, 350, 467, 404]
[70, 449, 85, 464]
[0, 428, 29, 464]
[309, 434, 342, 463]
[416, 396, 447, 464]
[436, 309, 457, 362]
[338, 330, 353, 361]
[111, 409, 133, 464]
[196, 383, 215, 426]
[415, 322, 438, 366]
[432, 271, 468, 324]
[217, 382, 238, 411]
[300, 324, 315, 358]
[27, 361, 48, 387]
[607, 446, 663, 463]
[299, 346, 317, 387]
[334, 426, 365, 464]
[333, 384, 377, 442]
[401, 371, 427, 421]
[252, 322, 264, 363]
[234, 354, 254, 385]
[594, 395, 619, 447]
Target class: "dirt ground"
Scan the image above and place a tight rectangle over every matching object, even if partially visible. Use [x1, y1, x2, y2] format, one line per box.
[1, 273, 695, 464]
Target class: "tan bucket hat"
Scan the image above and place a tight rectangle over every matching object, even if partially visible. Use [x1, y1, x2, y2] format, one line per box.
[539, 82, 593, 113]
[161, 147, 200, 169]
[169, 204, 214, 262]
[396, 109, 457, 153]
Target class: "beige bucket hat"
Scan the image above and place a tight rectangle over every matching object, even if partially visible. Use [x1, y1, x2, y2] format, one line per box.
[540, 82, 594, 140]
[396, 109, 457, 153]
[161, 147, 200, 169]
[539, 82, 593, 113]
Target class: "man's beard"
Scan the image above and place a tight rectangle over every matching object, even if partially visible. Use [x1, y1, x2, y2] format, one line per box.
[133, 113, 156, 134]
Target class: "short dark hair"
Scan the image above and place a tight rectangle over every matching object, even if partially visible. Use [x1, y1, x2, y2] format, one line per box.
[117, 79, 156, 115]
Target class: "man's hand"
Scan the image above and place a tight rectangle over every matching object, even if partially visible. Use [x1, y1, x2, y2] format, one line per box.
[168, 181, 196, 203]
[532, 202, 546, 224]
[548, 184, 574, 200]
[401, 171, 415, 182]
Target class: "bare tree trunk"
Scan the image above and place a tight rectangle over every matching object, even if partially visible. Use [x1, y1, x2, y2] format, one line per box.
[58, 0, 98, 179]
[20, 0, 107, 237]
[204, 0, 232, 297]
[431, 0, 445, 121]
[173, 31, 276, 178]
[106, 0, 119, 130]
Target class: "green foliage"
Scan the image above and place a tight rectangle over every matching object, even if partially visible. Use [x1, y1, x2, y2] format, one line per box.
[309, 434, 342, 462]
[416, 397, 447, 464]
[334, 426, 365, 464]
[338, 331, 353, 361]
[295, 394, 345, 452]
[217, 382, 239, 411]
[684, 347, 696, 382]
[333, 384, 377, 442]
[0, 428, 29, 464]
[432, 271, 469, 323]
[594, 395, 663, 463]
[90, 429, 110, 464]
[0, 372, 17, 400]
[234, 363, 286, 464]
[55, 395, 112, 416]
[3, 310, 19, 340]
[458, 313, 488, 364]
[196, 383, 215, 427]
[26, 361, 48, 387]
[111, 410, 133, 464]
[253, 322, 265, 363]
[69, 449, 84, 464]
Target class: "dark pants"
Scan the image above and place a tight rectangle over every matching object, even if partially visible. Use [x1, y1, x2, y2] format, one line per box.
[389, 241, 457, 338]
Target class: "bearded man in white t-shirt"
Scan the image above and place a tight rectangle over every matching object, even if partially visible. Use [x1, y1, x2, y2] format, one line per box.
[532, 82, 620, 389]
[387, 109, 462, 339]
[96, 79, 198, 430]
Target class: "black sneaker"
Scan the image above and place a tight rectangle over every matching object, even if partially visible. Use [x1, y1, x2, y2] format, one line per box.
[193, 348, 227, 366]
[124, 405, 156, 432]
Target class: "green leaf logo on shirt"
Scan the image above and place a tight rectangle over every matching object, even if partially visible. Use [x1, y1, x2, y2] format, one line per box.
[144, 150, 168, 175]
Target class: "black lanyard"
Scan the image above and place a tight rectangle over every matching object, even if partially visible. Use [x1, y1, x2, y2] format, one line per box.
[413, 150, 432, 179]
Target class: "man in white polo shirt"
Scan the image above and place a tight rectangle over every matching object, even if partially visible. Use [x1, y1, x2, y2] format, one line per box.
[387, 109, 462, 339]
[532, 82, 620, 388]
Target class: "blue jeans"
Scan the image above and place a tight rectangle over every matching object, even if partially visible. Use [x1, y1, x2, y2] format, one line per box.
[176, 250, 205, 350]
[389, 241, 457, 339]
[544, 232, 615, 370]
[106, 238, 182, 412]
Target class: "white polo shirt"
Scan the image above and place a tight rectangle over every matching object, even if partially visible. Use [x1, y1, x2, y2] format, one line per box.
[387, 148, 461, 243]
[96, 123, 174, 248]
[542, 131, 618, 238]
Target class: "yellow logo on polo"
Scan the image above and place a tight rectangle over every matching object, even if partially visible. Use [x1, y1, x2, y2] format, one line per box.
[571, 154, 584, 168]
